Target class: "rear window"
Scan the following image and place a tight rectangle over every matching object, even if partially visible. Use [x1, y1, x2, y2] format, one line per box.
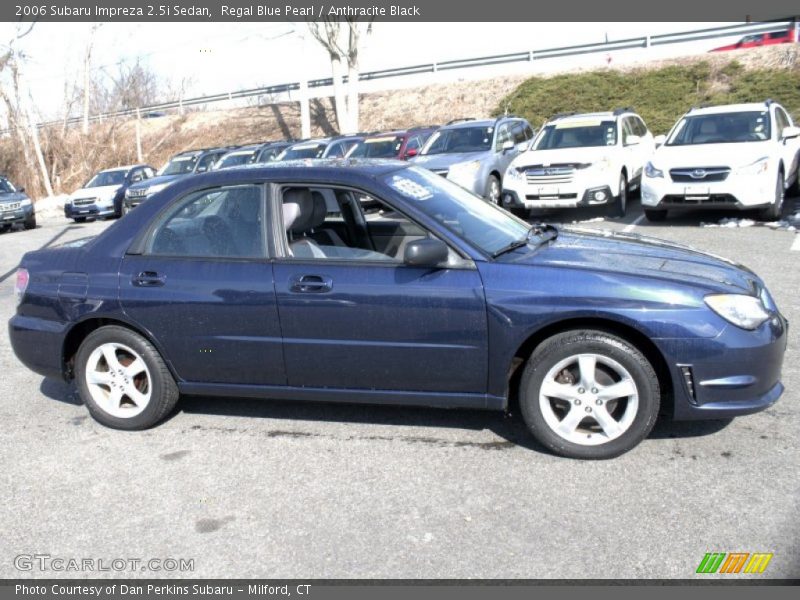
[349, 136, 404, 158]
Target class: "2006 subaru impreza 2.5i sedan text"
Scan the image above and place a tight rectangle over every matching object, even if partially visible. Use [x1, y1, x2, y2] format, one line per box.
[8, 160, 788, 459]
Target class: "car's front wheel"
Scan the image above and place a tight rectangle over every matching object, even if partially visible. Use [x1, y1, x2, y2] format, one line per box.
[74, 326, 179, 430]
[758, 170, 784, 222]
[73, 217, 87, 223]
[23, 214, 36, 230]
[519, 330, 660, 459]
[644, 208, 667, 222]
[485, 174, 501, 204]
[609, 173, 627, 217]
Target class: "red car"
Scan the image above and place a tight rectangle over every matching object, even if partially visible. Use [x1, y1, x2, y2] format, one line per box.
[710, 28, 796, 52]
[346, 126, 439, 160]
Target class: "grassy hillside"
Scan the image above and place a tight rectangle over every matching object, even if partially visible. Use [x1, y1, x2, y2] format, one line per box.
[495, 59, 800, 134]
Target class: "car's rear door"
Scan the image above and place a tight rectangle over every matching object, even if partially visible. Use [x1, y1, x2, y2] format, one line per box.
[270, 183, 489, 396]
[118, 183, 286, 386]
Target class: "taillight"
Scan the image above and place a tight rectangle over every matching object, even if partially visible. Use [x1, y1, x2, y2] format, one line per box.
[14, 268, 29, 305]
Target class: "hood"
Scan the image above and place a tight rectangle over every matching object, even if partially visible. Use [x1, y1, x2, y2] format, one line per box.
[0, 191, 29, 203]
[411, 151, 488, 170]
[513, 146, 614, 168]
[128, 174, 181, 191]
[70, 184, 121, 201]
[506, 228, 759, 295]
[651, 142, 770, 169]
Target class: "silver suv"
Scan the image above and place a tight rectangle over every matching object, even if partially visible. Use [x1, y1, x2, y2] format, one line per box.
[411, 116, 535, 203]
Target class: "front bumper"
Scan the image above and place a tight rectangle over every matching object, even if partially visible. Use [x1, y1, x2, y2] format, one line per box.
[64, 202, 115, 219]
[659, 312, 788, 420]
[502, 170, 617, 210]
[641, 172, 775, 210]
[502, 186, 615, 210]
[0, 203, 34, 225]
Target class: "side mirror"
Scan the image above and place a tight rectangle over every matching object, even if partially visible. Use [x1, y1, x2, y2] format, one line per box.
[403, 238, 449, 267]
[502, 140, 515, 152]
[404, 148, 419, 159]
[781, 126, 800, 140]
[653, 134, 666, 148]
[18, 187, 25, 193]
[625, 134, 641, 146]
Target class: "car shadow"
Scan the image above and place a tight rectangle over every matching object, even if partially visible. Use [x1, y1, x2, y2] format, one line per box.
[39, 377, 735, 454]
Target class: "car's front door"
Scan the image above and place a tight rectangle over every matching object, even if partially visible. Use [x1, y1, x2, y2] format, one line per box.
[271, 184, 489, 395]
[119, 183, 286, 386]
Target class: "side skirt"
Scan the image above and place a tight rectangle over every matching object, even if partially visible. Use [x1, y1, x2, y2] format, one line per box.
[178, 382, 507, 411]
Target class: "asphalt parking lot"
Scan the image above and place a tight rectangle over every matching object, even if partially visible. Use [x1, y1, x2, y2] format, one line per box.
[0, 198, 798, 580]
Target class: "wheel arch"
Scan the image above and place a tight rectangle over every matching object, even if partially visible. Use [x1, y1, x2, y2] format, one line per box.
[508, 316, 674, 417]
[62, 316, 177, 382]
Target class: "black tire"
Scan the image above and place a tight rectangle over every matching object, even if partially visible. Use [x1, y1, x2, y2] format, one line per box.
[73, 217, 87, 223]
[788, 157, 800, 197]
[23, 214, 36, 230]
[609, 172, 627, 217]
[74, 325, 179, 430]
[519, 330, 660, 459]
[485, 174, 501, 205]
[644, 209, 667, 222]
[510, 207, 529, 219]
[758, 171, 784, 222]
[0, 224, 10, 233]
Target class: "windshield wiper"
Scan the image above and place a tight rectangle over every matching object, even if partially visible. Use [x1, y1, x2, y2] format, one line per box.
[491, 223, 558, 258]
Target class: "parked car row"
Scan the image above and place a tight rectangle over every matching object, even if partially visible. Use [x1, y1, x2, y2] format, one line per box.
[500, 100, 800, 222]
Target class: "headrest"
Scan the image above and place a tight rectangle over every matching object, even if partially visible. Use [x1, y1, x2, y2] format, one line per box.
[283, 188, 314, 233]
[699, 120, 718, 134]
[310, 191, 328, 229]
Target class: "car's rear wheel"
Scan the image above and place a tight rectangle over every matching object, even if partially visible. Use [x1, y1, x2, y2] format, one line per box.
[609, 173, 627, 217]
[74, 326, 179, 430]
[485, 175, 501, 204]
[758, 171, 784, 222]
[519, 330, 660, 459]
[644, 209, 667, 222]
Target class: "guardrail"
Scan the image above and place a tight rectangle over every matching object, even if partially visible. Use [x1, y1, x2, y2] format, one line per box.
[4, 19, 797, 134]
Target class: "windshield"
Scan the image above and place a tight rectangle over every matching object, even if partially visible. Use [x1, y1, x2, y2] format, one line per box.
[217, 152, 255, 169]
[421, 126, 493, 155]
[349, 136, 404, 158]
[279, 143, 326, 160]
[85, 170, 126, 187]
[666, 111, 771, 145]
[159, 155, 198, 176]
[534, 120, 617, 149]
[0, 178, 17, 193]
[382, 166, 530, 256]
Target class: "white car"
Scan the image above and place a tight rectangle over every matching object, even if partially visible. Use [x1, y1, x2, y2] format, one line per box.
[641, 101, 800, 222]
[501, 110, 655, 217]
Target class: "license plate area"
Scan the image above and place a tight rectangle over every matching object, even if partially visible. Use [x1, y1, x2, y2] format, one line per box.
[684, 185, 710, 199]
[538, 186, 560, 199]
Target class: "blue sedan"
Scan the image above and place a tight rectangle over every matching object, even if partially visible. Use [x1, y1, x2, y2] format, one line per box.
[8, 160, 787, 458]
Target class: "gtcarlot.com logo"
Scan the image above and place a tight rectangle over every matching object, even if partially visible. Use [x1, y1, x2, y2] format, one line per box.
[14, 554, 194, 573]
[696, 552, 773, 574]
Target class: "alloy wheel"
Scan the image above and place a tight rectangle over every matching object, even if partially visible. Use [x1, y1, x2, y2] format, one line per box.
[84, 342, 152, 418]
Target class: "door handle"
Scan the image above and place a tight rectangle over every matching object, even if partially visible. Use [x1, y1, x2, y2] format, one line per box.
[290, 275, 332, 293]
[132, 271, 166, 287]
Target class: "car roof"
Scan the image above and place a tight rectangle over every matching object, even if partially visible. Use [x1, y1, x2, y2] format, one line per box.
[219, 158, 409, 178]
[687, 103, 773, 116]
[220, 146, 260, 156]
[444, 119, 496, 129]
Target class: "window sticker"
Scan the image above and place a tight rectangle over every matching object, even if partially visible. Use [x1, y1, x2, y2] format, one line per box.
[388, 175, 434, 200]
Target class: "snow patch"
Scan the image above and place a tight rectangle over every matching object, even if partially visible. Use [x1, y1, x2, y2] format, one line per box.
[33, 195, 69, 222]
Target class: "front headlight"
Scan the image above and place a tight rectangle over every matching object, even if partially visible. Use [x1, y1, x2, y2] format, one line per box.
[705, 294, 770, 330]
[644, 161, 664, 179]
[737, 157, 769, 176]
[505, 165, 523, 181]
[19, 198, 32, 207]
[146, 183, 169, 196]
[449, 160, 482, 177]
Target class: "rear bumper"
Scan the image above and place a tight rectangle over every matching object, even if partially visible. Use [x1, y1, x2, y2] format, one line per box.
[659, 314, 788, 420]
[8, 315, 69, 380]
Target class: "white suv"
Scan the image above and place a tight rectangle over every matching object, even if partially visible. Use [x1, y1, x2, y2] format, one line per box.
[641, 101, 800, 222]
[501, 109, 655, 217]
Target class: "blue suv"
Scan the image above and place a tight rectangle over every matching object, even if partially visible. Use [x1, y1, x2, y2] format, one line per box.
[8, 161, 787, 458]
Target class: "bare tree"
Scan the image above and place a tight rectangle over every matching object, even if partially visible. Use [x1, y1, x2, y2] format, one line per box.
[307, 18, 372, 133]
[82, 24, 102, 134]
